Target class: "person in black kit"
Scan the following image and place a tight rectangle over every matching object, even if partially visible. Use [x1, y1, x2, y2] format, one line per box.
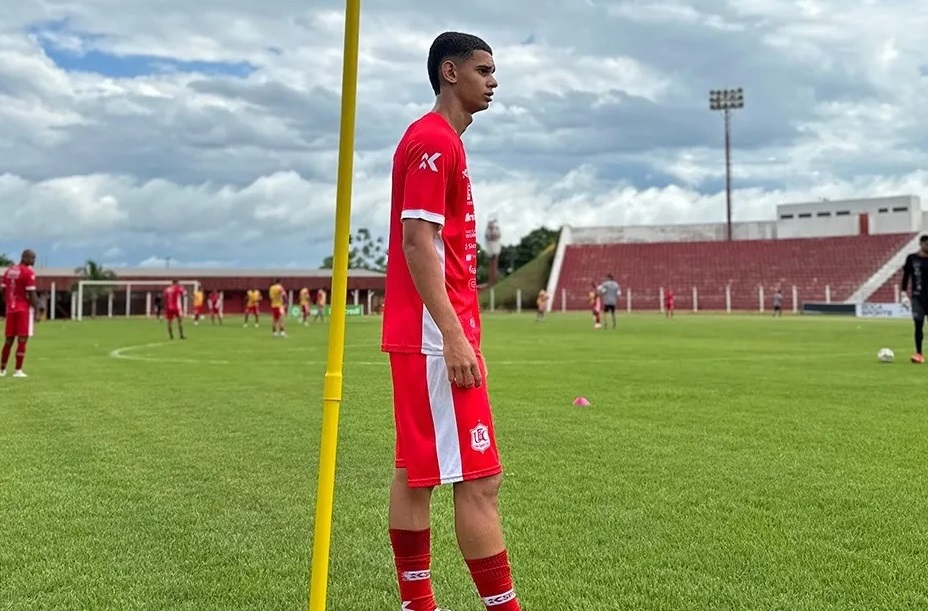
[901, 234, 928, 363]
[153, 293, 163, 321]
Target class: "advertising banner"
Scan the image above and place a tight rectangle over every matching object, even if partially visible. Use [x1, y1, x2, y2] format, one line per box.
[856, 302, 910, 319]
[290, 305, 363, 318]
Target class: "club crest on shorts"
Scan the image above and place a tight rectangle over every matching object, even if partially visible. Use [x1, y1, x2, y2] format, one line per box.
[470, 422, 491, 453]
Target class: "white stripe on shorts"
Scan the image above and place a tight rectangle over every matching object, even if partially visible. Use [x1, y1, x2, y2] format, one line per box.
[425, 355, 463, 484]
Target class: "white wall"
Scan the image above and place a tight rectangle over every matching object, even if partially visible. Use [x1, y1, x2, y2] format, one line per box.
[545, 225, 572, 311]
[776, 195, 920, 233]
[870, 211, 919, 234]
[570, 220, 776, 245]
[563, 195, 922, 247]
[775, 195, 922, 238]
[777, 214, 859, 239]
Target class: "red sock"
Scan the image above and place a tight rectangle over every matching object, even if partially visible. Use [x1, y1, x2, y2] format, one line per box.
[466, 550, 521, 610]
[390, 529, 438, 611]
[0, 343, 10, 369]
[15, 340, 27, 370]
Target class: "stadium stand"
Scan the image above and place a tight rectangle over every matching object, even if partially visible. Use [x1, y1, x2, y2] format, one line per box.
[868, 270, 904, 303]
[543, 195, 926, 313]
[554, 233, 916, 311]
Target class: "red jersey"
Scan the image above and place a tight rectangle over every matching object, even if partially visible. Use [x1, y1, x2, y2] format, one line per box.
[2, 264, 37, 314]
[163, 285, 184, 312]
[381, 112, 481, 355]
[208, 291, 220, 307]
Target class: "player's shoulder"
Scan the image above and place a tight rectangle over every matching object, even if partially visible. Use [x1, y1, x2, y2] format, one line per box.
[399, 113, 459, 154]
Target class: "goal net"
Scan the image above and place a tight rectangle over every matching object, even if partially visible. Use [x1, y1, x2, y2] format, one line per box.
[74, 280, 201, 321]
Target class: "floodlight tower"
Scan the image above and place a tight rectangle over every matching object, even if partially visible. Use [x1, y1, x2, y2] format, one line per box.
[709, 87, 744, 241]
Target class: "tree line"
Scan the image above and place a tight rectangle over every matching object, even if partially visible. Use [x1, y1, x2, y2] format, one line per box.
[3, 223, 560, 286]
[320, 225, 560, 284]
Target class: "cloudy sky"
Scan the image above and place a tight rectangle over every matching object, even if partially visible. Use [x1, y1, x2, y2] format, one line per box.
[2, 0, 928, 269]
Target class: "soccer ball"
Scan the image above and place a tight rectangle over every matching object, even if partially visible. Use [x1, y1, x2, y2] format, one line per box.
[877, 348, 894, 363]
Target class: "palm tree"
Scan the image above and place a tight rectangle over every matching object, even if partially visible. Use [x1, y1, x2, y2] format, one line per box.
[73, 260, 118, 318]
[0, 253, 12, 267]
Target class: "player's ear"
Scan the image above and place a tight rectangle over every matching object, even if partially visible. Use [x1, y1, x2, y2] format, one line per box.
[441, 59, 458, 86]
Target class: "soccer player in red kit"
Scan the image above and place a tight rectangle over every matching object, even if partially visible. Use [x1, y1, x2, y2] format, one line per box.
[208, 290, 222, 325]
[163, 280, 186, 340]
[381, 32, 521, 611]
[1, 249, 39, 378]
[664, 288, 675, 318]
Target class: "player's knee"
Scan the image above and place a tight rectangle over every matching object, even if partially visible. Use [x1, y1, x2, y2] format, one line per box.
[453, 473, 503, 507]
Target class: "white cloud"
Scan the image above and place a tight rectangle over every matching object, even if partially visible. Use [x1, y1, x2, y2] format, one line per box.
[2, 0, 928, 268]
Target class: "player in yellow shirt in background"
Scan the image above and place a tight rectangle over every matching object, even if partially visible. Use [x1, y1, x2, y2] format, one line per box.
[269, 279, 287, 338]
[193, 287, 205, 325]
[244, 288, 261, 327]
[299, 287, 311, 326]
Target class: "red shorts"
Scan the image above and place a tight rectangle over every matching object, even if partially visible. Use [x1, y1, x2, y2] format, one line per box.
[272, 306, 283, 321]
[246, 305, 258, 314]
[165, 308, 181, 321]
[194, 305, 203, 315]
[389, 352, 502, 488]
[302, 304, 310, 316]
[4, 309, 34, 338]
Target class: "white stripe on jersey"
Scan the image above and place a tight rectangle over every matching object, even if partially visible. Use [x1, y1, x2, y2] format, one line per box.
[418, 234, 445, 354]
[401, 209, 445, 226]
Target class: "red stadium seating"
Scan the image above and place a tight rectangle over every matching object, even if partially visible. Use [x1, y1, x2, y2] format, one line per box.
[869, 270, 904, 303]
[554, 233, 916, 311]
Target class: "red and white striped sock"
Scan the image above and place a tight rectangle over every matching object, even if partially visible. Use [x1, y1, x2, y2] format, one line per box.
[390, 529, 438, 611]
[466, 550, 521, 610]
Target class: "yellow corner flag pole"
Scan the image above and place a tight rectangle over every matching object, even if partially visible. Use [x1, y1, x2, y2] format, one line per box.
[308, 1, 362, 610]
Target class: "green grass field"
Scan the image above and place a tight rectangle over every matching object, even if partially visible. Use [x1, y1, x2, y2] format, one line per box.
[1, 312, 926, 611]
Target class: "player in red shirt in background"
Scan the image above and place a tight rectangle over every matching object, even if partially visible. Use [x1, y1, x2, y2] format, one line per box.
[381, 32, 521, 611]
[1, 249, 39, 378]
[163, 280, 186, 340]
[664, 288, 675, 318]
[208, 289, 222, 325]
[313, 287, 327, 323]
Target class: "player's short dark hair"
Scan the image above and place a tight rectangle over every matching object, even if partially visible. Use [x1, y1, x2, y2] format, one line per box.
[427, 31, 493, 96]
[920, 234, 928, 243]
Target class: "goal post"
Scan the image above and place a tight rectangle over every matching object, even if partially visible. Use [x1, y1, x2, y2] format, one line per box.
[74, 279, 200, 321]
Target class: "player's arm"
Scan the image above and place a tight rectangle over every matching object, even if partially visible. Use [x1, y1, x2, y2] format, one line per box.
[901, 256, 913, 296]
[404, 220, 481, 389]
[22, 269, 38, 311]
[404, 221, 465, 340]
